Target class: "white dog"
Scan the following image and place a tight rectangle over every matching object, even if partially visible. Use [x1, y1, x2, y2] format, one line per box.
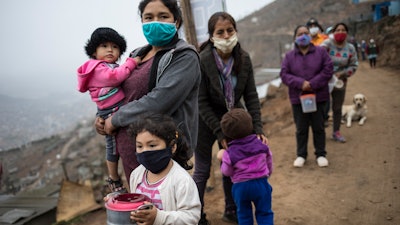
[342, 93, 368, 127]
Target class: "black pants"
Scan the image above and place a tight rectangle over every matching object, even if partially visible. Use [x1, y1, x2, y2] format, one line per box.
[331, 86, 346, 132]
[369, 57, 377, 68]
[292, 102, 327, 159]
[192, 117, 236, 213]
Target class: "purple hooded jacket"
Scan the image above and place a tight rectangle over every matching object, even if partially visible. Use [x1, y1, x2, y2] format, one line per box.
[280, 44, 333, 105]
[220, 134, 273, 183]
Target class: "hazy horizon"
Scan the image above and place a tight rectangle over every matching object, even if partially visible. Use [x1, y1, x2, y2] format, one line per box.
[0, 0, 274, 100]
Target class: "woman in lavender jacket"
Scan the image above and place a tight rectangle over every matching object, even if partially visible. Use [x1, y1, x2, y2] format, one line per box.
[280, 25, 333, 168]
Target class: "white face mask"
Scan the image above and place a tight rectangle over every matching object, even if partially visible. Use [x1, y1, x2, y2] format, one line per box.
[329, 33, 334, 40]
[309, 27, 319, 36]
[212, 34, 238, 54]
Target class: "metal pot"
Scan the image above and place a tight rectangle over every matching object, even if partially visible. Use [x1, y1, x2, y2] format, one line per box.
[105, 193, 151, 225]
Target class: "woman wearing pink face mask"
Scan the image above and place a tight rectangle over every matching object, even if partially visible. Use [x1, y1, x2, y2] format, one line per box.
[321, 22, 358, 143]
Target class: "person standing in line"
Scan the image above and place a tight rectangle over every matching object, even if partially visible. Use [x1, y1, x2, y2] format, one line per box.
[306, 18, 329, 127]
[280, 25, 333, 167]
[323, 25, 335, 128]
[349, 36, 359, 57]
[366, 39, 379, 68]
[95, 0, 201, 189]
[306, 18, 328, 46]
[321, 22, 358, 143]
[360, 40, 367, 61]
[192, 11, 268, 225]
[77, 27, 141, 193]
[217, 108, 274, 225]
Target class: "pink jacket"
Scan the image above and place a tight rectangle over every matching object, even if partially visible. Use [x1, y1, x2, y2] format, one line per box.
[77, 58, 137, 109]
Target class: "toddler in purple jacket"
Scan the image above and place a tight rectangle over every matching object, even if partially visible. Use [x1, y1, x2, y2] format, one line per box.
[217, 108, 274, 225]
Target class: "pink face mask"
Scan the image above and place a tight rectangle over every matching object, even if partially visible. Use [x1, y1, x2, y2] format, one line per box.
[334, 33, 347, 42]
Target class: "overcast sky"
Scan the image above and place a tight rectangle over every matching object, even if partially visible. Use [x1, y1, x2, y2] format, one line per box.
[0, 0, 274, 99]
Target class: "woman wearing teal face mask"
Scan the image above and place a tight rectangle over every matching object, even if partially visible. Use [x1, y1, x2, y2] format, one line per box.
[94, 0, 201, 192]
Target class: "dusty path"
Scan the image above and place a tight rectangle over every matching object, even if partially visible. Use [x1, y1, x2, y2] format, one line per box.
[266, 61, 400, 225]
[203, 61, 400, 225]
[71, 61, 400, 225]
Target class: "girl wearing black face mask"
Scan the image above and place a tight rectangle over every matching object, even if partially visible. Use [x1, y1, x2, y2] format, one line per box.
[125, 113, 200, 225]
[320, 22, 359, 143]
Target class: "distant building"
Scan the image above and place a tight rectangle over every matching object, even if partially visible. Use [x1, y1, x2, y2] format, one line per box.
[352, 0, 400, 21]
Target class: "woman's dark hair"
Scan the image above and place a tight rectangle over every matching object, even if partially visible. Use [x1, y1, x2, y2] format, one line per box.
[332, 22, 349, 33]
[127, 113, 193, 170]
[85, 27, 127, 59]
[293, 25, 309, 39]
[199, 11, 242, 75]
[138, 0, 183, 29]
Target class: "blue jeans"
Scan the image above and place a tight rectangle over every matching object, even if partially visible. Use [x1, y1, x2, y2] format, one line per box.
[232, 178, 274, 225]
[97, 101, 123, 162]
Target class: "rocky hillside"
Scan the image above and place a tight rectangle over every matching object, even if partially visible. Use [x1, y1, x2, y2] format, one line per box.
[2, 0, 399, 200]
[355, 15, 400, 69]
[236, 0, 398, 69]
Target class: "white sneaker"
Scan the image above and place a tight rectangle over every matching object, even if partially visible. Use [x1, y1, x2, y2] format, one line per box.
[293, 157, 305, 167]
[317, 156, 329, 167]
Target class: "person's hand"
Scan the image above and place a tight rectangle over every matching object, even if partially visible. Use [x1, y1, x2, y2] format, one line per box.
[132, 56, 142, 64]
[335, 72, 343, 79]
[131, 202, 156, 225]
[94, 117, 106, 135]
[302, 80, 312, 92]
[221, 139, 228, 149]
[103, 192, 120, 202]
[257, 134, 269, 145]
[217, 149, 226, 161]
[104, 116, 116, 135]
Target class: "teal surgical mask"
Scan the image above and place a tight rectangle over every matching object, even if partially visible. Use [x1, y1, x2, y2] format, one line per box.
[142, 21, 177, 46]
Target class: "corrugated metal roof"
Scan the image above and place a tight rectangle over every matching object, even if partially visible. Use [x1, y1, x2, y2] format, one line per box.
[0, 195, 57, 225]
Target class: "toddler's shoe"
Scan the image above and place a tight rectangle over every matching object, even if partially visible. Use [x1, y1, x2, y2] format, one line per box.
[332, 131, 346, 143]
[317, 156, 329, 167]
[293, 157, 305, 167]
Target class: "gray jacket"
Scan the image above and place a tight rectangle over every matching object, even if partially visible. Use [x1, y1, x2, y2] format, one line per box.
[112, 39, 201, 156]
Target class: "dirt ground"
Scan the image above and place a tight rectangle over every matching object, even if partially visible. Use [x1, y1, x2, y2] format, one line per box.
[71, 61, 400, 225]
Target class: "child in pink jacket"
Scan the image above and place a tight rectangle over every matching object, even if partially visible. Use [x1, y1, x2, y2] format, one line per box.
[77, 27, 140, 193]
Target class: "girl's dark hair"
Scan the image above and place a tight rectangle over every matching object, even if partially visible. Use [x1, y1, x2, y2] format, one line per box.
[85, 27, 127, 59]
[138, 0, 183, 29]
[199, 11, 242, 75]
[127, 113, 193, 170]
[293, 25, 309, 39]
[332, 22, 349, 33]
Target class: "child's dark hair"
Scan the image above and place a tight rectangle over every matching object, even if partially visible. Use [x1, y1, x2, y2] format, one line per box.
[127, 113, 193, 170]
[85, 27, 127, 59]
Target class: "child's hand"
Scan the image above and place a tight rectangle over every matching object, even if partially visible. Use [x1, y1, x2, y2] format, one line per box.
[103, 192, 120, 202]
[217, 149, 226, 161]
[132, 56, 142, 64]
[131, 202, 156, 225]
[221, 139, 228, 149]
